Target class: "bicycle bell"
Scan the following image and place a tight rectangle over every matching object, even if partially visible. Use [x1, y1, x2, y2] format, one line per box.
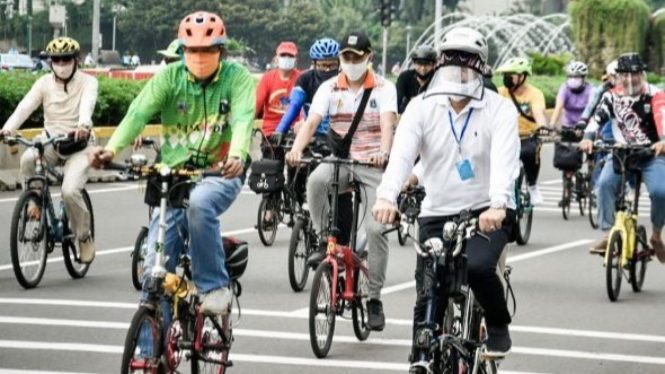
[130, 154, 148, 167]
[443, 221, 457, 241]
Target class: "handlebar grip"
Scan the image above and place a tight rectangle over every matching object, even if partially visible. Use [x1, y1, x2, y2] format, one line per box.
[104, 162, 129, 171]
[202, 169, 223, 178]
[141, 138, 155, 147]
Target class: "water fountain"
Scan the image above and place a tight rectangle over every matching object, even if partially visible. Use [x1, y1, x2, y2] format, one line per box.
[404, 12, 575, 70]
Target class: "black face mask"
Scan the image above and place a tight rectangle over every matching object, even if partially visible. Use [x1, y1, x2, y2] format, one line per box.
[416, 69, 434, 81]
[503, 74, 516, 90]
[315, 69, 338, 82]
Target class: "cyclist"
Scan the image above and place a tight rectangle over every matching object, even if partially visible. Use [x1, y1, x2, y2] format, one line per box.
[497, 57, 548, 205]
[89, 11, 255, 314]
[579, 53, 665, 261]
[396, 45, 437, 114]
[577, 60, 618, 137]
[286, 31, 397, 331]
[157, 39, 181, 66]
[549, 61, 594, 129]
[0, 37, 98, 264]
[481, 64, 498, 93]
[373, 27, 519, 371]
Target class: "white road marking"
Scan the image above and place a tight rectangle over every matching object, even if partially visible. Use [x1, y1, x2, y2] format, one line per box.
[0, 226, 262, 272]
[0, 370, 96, 374]
[0, 185, 140, 203]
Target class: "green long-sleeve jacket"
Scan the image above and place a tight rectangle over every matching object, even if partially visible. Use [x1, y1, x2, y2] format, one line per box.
[106, 61, 255, 168]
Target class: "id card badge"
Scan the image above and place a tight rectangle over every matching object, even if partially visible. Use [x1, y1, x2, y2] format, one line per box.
[456, 159, 475, 181]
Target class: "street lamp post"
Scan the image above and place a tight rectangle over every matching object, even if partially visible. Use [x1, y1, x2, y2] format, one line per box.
[406, 25, 412, 58]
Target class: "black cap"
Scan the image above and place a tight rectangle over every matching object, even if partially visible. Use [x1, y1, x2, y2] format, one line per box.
[616, 53, 647, 73]
[410, 45, 437, 62]
[339, 31, 372, 56]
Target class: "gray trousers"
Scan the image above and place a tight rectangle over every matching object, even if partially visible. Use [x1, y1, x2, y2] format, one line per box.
[307, 163, 388, 300]
[20, 145, 92, 240]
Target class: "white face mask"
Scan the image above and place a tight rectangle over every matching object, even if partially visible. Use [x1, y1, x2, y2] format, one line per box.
[567, 77, 583, 89]
[52, 63, 74, 80]
[341, 59, 369, 82]
[277, 56, 296, 71]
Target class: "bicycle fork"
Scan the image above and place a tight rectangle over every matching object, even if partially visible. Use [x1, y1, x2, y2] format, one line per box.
[146, 179, 170, 294]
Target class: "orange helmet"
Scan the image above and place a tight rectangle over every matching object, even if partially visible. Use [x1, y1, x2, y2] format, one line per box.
[178, 11, 226, 48]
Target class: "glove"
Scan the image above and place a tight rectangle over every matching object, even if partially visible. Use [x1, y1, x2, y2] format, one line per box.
[574, 120, 587, 131]
[270, 132, 283, 148]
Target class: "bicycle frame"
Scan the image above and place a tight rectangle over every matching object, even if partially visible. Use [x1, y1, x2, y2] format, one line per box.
[604, 168, 643, 269]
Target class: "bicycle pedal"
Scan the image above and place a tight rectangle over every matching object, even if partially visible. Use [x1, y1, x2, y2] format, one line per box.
[225, 360, 234, 367]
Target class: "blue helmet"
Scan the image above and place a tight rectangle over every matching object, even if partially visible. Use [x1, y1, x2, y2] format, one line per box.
[310, 38, 339, 60]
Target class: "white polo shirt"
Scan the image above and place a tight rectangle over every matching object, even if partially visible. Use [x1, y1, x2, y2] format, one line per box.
[377, 89, 521, 217]
[310, 70, 397, 159]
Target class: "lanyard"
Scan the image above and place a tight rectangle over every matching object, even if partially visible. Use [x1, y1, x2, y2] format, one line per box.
[449, 108, 474, 153]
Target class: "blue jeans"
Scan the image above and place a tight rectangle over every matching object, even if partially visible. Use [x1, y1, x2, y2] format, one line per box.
[143, 176, 243, 293]
[597, 156, 665, 231]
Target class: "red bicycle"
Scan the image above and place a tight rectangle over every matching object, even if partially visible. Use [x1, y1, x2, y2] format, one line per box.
[301, 156, 372, 358]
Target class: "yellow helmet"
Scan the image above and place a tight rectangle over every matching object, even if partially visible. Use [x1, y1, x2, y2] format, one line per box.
[45, 37, 80, 57]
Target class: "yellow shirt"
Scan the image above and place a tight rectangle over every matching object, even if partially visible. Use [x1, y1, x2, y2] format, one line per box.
[498, 84, 545, 137]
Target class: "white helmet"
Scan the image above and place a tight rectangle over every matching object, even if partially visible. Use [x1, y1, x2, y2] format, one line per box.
[606, 60, 618, 76]
[566, 61, 588, 76]
[439, 27, 488, 63]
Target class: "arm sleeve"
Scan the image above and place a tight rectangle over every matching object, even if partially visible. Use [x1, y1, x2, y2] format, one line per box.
[380, 81, 398, 115]
[2, 78, 44, 132]
[586, 91, 613, 141]
[106, 70, 170, 155]
[228, 68, 257, 160]
[78, 75, 99, 128]
[556, 85, 566, 102]
[276, 87, 306, 134]
[580, 86, 603, 122]
[309, 83, 331, 118]
[376, 100, 422, 204]
[532, 89, 546, 111]
[395, 72, 408, 114]
[255, 74, 268, 119]
[490, 101, 520, 206]
[652, 92, 665, 140]
[412, 161, 424, 185]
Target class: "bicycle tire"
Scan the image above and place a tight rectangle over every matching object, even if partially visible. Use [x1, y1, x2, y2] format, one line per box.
[352, 265, 371, 341]
[561, 175, 571, 220]
[132, 226, 149, 291]
[62, 188, 93, 279]
[191, 314, 230, 374]
[630, 225, 648, 293]
[309, 261, 336, 358]
[577, 174, 586, 217]
[588, 189, 599, 229]
[397, 198, 408, 246]
[10, 190, 48, 289]
[257, 195, 278, 246]
[606, 231, 623, 302]
[288, 218, 311, 292]
[515, 173, 532, 246]
[120, 305, 164, 374]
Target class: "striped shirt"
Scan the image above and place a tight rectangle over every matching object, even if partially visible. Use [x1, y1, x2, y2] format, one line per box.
[310, 70, 397, 159]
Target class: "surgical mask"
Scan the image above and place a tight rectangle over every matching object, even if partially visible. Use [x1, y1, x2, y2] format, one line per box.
[184, 51, 220, 80]
[315, 69, 338, 82]
[503, 75, 516, 89]
[341, 59, 369, 82]
[52, 63, 74, 80]
[277, 57, 296, 71]
[567, 77, 583, 90]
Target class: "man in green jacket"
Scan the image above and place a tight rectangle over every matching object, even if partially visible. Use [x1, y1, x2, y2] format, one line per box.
[90, 11, 255, 315]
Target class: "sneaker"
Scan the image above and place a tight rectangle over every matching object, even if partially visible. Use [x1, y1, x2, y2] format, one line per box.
[79, 236, 96, 264]
[528, 185, 543, 206]
[201, 287, 232, 316]
[650, 237, 665, 264]
[589, 235, 609, 255]
[485, 324, 512, 358]
[366, 299, 386, 331]
[408, 363, 428, 374]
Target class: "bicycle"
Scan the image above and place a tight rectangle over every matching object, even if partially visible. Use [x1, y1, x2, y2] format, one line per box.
[301, 155, 373, 358]
[595, 142, 654, 302]
[252, 135, 302, 246]
[386, 209, 508, 374]
[513, 163, 532, 245]
[396, 186, 426, 246]
[552, 129, 593, 221]
[109, 159, 247, 374]
[2, 134, 94, 289]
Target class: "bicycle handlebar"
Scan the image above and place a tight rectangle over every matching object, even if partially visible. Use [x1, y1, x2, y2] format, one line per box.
[1, 134, 67, 148]
[298, 155, 375, 167]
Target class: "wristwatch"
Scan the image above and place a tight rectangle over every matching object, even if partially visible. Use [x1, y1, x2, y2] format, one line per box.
[490, 201, 507, 210]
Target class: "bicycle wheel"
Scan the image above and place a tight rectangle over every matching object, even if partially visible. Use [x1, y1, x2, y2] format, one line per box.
[352, 265, 371, 341]
[288, 218, 311, 292]
[630, 225, 648, 293]
[132, 227, 149, 291]
[588, 188, 599, 230]
[397, 199, 408, 246]
[120, 305, 163, 374]
[561, 175, 571, 220]
[10, 190, 48, 289]
[309, 261, 336, 358]
[191, 314, 231, 374]
[515, 174, 532, 246]
[577, 175, 586, 217]
[257, 195, 278, 246]
[606, 231, 623, 302]
[62, 189, 93, 279]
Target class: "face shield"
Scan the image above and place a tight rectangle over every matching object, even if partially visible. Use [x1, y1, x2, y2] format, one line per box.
[618, 71, 646, 96]
[424, 50, 485, 102]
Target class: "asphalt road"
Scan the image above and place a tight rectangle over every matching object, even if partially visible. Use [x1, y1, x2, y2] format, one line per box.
[0, 144, 663, 374]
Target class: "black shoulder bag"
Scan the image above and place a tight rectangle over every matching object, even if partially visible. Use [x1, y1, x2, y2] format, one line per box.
[327, 87, 373, 158]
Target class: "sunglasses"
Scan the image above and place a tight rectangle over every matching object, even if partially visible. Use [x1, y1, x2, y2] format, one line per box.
[440, 51, 484, 71]
[51, 56, 74, 63]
